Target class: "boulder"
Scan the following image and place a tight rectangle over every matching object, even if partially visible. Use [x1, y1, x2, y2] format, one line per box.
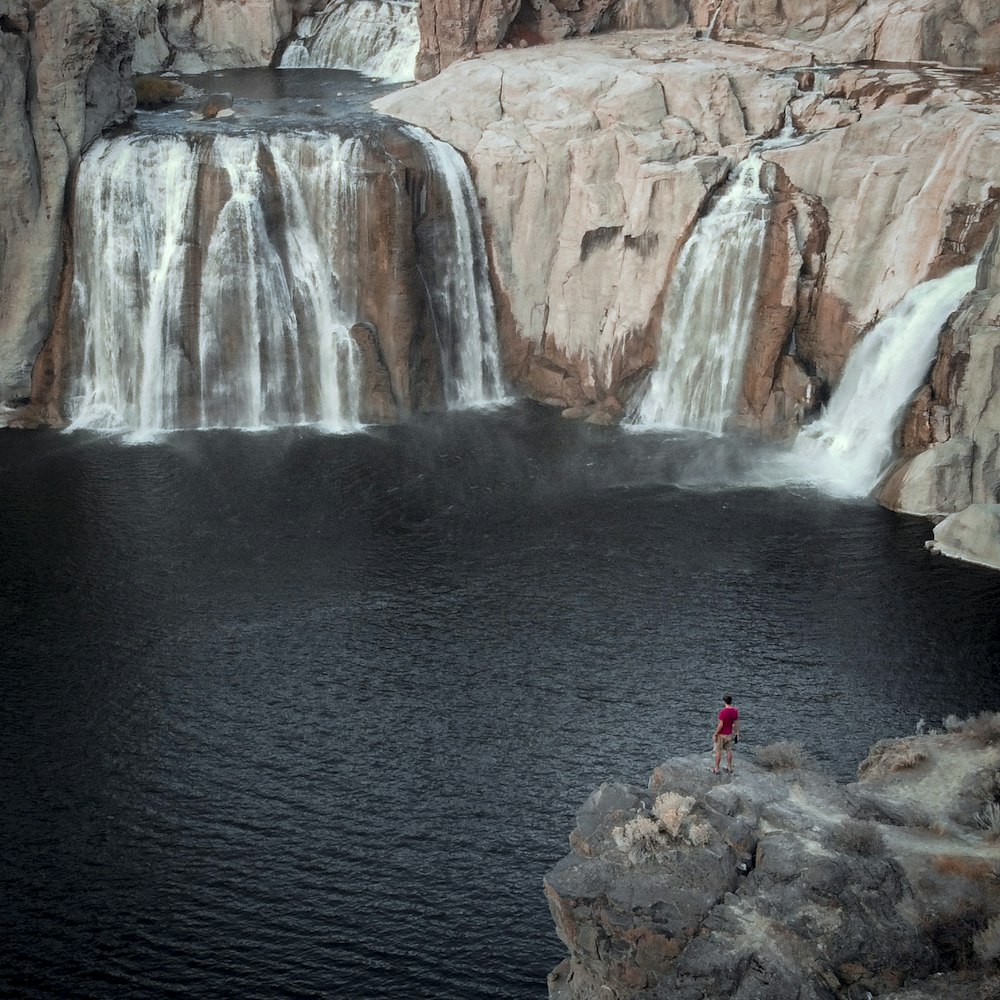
[926, 504, 1000, 571]
[547, 725, 1000, 998]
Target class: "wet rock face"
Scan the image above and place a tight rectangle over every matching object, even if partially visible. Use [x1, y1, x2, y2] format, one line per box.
[0, 0, 138, 406]
[546, 728, 1000, 1000]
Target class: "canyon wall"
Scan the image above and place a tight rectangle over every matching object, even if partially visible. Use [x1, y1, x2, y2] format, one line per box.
[0, 0, 138, 405]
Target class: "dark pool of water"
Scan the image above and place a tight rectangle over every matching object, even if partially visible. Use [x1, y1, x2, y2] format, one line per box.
[3, 403, 1000, 999]
[132, 67, 403, 136]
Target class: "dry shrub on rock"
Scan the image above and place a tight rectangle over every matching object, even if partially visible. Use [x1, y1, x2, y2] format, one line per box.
[755, 740, 804, 771]
[974, 917, 1000, 963]
[943, 712, 1000, 744]
[652, 791, 695, 838]
[976, 801, 1000, 839]
[611, 791, 711, 863]
[827, 819, 887, 857]
[857, 737, 928, 778]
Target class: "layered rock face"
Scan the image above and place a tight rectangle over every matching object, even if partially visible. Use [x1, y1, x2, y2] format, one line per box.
[0, 0, 138, 406]
[376, 37, 1000, 424]
[420, 0, 1000, 76]
[546, 722, 1000, 999]
[132, 0, 313, 72]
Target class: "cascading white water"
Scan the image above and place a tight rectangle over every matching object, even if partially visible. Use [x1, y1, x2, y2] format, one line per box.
[279, 0, 419, 83]
[635, 154, 771, 433]
[69, 132, 364, 433]
[786, 263, 979, 497]
[67, 125, 503, 434]
[405, 127, 505, 407]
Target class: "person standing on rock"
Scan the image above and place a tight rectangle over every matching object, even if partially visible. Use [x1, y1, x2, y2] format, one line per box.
[712, 695, 740, 774]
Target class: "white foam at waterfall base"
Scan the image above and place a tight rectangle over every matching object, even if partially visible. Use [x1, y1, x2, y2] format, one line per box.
[279, 0, 419, 83]
[783, 263, 979, 498]
[635, 154, 770, 433]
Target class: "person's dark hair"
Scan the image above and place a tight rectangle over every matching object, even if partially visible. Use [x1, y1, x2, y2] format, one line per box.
[723, 695, 733, 705]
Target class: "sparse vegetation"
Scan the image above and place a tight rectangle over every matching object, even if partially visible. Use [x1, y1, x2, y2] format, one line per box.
[975, 801, 1000, 838]
[755, 740, 804, 771]
[933, 855, 994, 879]
[827, 819, 886, 857]
[973, 917, 1000, 963]
[611, 791, 713, 864]
[942, 711, 1000, 744]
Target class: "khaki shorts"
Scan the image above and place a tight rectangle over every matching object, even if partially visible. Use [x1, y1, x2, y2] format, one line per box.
[715, 734, 735, 752]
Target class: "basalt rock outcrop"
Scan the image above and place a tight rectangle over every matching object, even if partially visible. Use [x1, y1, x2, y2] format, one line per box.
[546, 721, 1000, 999]
[0, 0, 138, 407]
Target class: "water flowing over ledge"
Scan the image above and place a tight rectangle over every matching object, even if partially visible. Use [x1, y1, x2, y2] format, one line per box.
[635, 154, 771, 433]
[279, 0, 419, 83]
[784, 263, 979, 498]
[63, 117, 503, 434]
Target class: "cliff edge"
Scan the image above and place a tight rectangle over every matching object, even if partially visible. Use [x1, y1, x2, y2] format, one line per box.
[545, 717, 1000, 999]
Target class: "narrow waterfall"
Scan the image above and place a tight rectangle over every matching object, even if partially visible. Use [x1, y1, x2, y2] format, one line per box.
[404, 127, 505, 407]
[66, 126, 502, 433]
[635, 154, 771, 433]
[279, 0, 419, 82]
[788, 263, 978, 497]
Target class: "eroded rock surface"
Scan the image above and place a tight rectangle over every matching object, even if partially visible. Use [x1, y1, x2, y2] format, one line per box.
[0, 0, 138, 405]
[546, 722, 1000, 999]
[376, 35, 1000, 423]
[133, 0, 314, 72]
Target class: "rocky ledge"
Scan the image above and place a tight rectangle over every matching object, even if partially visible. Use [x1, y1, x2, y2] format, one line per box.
[545, 717, 1000, 999]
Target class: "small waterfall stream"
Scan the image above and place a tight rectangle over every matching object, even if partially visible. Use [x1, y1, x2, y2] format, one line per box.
[635, 154, 771, 432]
[405, 127, 505, 407]
[67, 122, 502, 434]
[786, 263, 979, 497]
[279, 0, 419, 82]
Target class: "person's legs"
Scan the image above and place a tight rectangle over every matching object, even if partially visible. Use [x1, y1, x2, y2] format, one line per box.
[725, 746, 734, 772]
[712, 739, 722, 773]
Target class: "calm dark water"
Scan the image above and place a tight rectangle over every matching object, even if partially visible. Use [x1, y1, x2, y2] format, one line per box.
[3, 403, 1000, 1000]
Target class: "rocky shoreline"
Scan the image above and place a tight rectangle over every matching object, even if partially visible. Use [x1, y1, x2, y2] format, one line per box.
[544, 718, 1000, 999]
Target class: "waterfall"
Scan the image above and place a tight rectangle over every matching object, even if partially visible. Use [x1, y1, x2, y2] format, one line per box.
[787, 263, 978, 497]
[404, 127, 505, 407]
[67, 126, 503, 434]
[635, 154, 771, 433]
[279, 0, 419, 83]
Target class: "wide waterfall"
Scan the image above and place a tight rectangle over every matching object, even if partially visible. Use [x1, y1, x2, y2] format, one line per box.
[635, 154, 771, 432]
[787, 263, 979, 497]
[66, 124, 502, 434]
[279, 0, 419, 82]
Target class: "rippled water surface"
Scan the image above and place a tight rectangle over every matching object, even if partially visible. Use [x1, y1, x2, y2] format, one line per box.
[4, 403, 1000, 999]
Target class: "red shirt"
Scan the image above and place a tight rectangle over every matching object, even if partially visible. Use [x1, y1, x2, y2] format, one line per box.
[718, 706, 739, 735]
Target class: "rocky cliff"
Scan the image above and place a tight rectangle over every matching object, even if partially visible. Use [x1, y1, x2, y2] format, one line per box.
[375, 17, 1000, 568]
[0, 0, 137, 404]
[546, 719, 1000, 999]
